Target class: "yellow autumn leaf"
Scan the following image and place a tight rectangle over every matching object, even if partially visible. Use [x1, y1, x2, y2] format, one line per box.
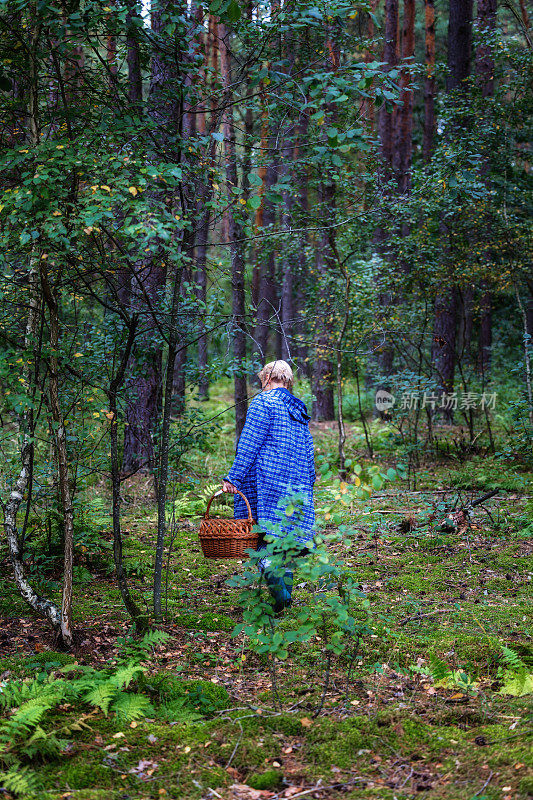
[56, 145, 65, 149]
[101, 185, 111, 192]
[128, 186, 138, 196]
[74, 352, 83, 358]
[52, 210, 61, 216]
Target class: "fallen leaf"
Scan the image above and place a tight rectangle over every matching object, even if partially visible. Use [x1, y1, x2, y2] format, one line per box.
[300, 717, 313, 728]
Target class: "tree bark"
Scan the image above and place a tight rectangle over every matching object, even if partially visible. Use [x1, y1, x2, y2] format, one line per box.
[432, 288, 458, 400]
[423, 0, 436, 161]
[447, 0, 473, 92]
[126, 0, 143, 103]
[311, 182, 335, 422]
[294, 112, 310, 371]
[4, 253, 61, 630]
[40, 265, 74, 648]
[393, 0, 415, 193]
[478, 286, 492, 375]
[195, 211, 210, 400]
[108, 316, 148, 632]
[219, 22, 248, 439]
[122, 261, 166, 476]
[378, 0, 399, 179]
[431, 0, 474, 415]
[372, 0, 399, 392]
[254, 134, 278, 365]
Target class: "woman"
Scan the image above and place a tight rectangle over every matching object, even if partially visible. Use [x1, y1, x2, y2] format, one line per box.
[222, 360, 315, 611]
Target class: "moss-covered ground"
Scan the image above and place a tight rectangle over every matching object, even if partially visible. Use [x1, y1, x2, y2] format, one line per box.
[1, 384, 532, 799]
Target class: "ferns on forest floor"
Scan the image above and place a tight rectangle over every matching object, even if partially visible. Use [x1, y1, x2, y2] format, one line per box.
[0, 629, 170, 798]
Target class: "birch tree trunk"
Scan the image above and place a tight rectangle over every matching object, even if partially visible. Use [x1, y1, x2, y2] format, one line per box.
[40, 266, 74, 647]
[4, 28, 62, 630]
[4, 254, 61, 630]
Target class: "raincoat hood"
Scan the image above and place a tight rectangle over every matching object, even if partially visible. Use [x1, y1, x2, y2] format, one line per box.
[272, 388, 311, 423]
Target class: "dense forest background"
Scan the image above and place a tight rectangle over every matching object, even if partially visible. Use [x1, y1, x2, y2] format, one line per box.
[0, 1, 532, 798]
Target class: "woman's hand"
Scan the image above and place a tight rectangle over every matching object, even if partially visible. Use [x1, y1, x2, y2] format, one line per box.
[222, 480, 238, 494]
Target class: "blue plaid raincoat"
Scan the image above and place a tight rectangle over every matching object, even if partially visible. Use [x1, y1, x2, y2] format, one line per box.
[225, 388, 315, 545]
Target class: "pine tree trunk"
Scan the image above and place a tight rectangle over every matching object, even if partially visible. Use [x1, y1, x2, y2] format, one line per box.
[478, 286, 492, 375]
[254, 135, 278, 364]
[294, 112, 310, 371]
[122, 262, 166, 475]
[393, 0, 415, 193]
[123, 0, 180, 475]
[372, 0, 399, 392]
[196, 212, 210, 400]
[431, 0, 473, 415]
[423, 0, 436, 161]
[432, 288, 458, 399]
[126, 0, 143, 103]
[108, 316, 147, 632]
[378, 0, 399, 178]
[219, 22, 248, 438]
[311, 182, 335, 422]
[447, 0, 473, 91]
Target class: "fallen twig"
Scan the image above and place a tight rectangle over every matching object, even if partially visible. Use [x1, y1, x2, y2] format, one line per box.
[399, 609, 449, 626]
[472, 769, 493, 797]
[271, 777, 368, 799]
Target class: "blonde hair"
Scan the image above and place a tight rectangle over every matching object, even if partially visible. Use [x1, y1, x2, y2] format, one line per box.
[258, 360, 294, 390]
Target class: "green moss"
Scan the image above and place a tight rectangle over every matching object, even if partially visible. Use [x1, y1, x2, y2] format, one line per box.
[146, 674, 230, 720]
[60, 760, 114, 790]
[264, 713, 306, 737]
[305, 719, 366, 769]
[174, 611, 236, 632]
[0, 650, 75, 677]
[519, 775, 533, 795]
[247, 769, 284, 790]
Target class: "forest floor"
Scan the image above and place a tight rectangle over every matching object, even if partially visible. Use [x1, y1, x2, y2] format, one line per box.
[1, 404, 532, 800]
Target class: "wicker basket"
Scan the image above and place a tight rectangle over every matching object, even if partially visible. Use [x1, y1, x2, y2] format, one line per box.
[198, 489, 258, 559]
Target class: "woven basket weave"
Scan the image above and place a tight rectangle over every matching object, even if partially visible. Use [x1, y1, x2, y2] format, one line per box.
[199, 489, 258, 560]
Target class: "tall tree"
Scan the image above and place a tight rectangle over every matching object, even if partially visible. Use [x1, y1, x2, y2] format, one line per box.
[476, 0, 497, 375]
[423, 0, 436, 161]
[431, 0, 473, 410]
[219, 22, 248, 438]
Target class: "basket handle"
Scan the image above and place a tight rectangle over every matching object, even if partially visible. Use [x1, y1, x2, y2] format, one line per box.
[205, 488, 253, 522]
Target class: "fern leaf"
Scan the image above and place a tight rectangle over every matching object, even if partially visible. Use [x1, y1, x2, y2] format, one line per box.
[109, 664, 144, 691]
[83, 683, 116, 715]
[111, 692, 153, 721]
[138, 629, 171, 651]
[501, 645, 526, 671]
[0, 763, 41, 796]
[429, 655, 451, 683]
